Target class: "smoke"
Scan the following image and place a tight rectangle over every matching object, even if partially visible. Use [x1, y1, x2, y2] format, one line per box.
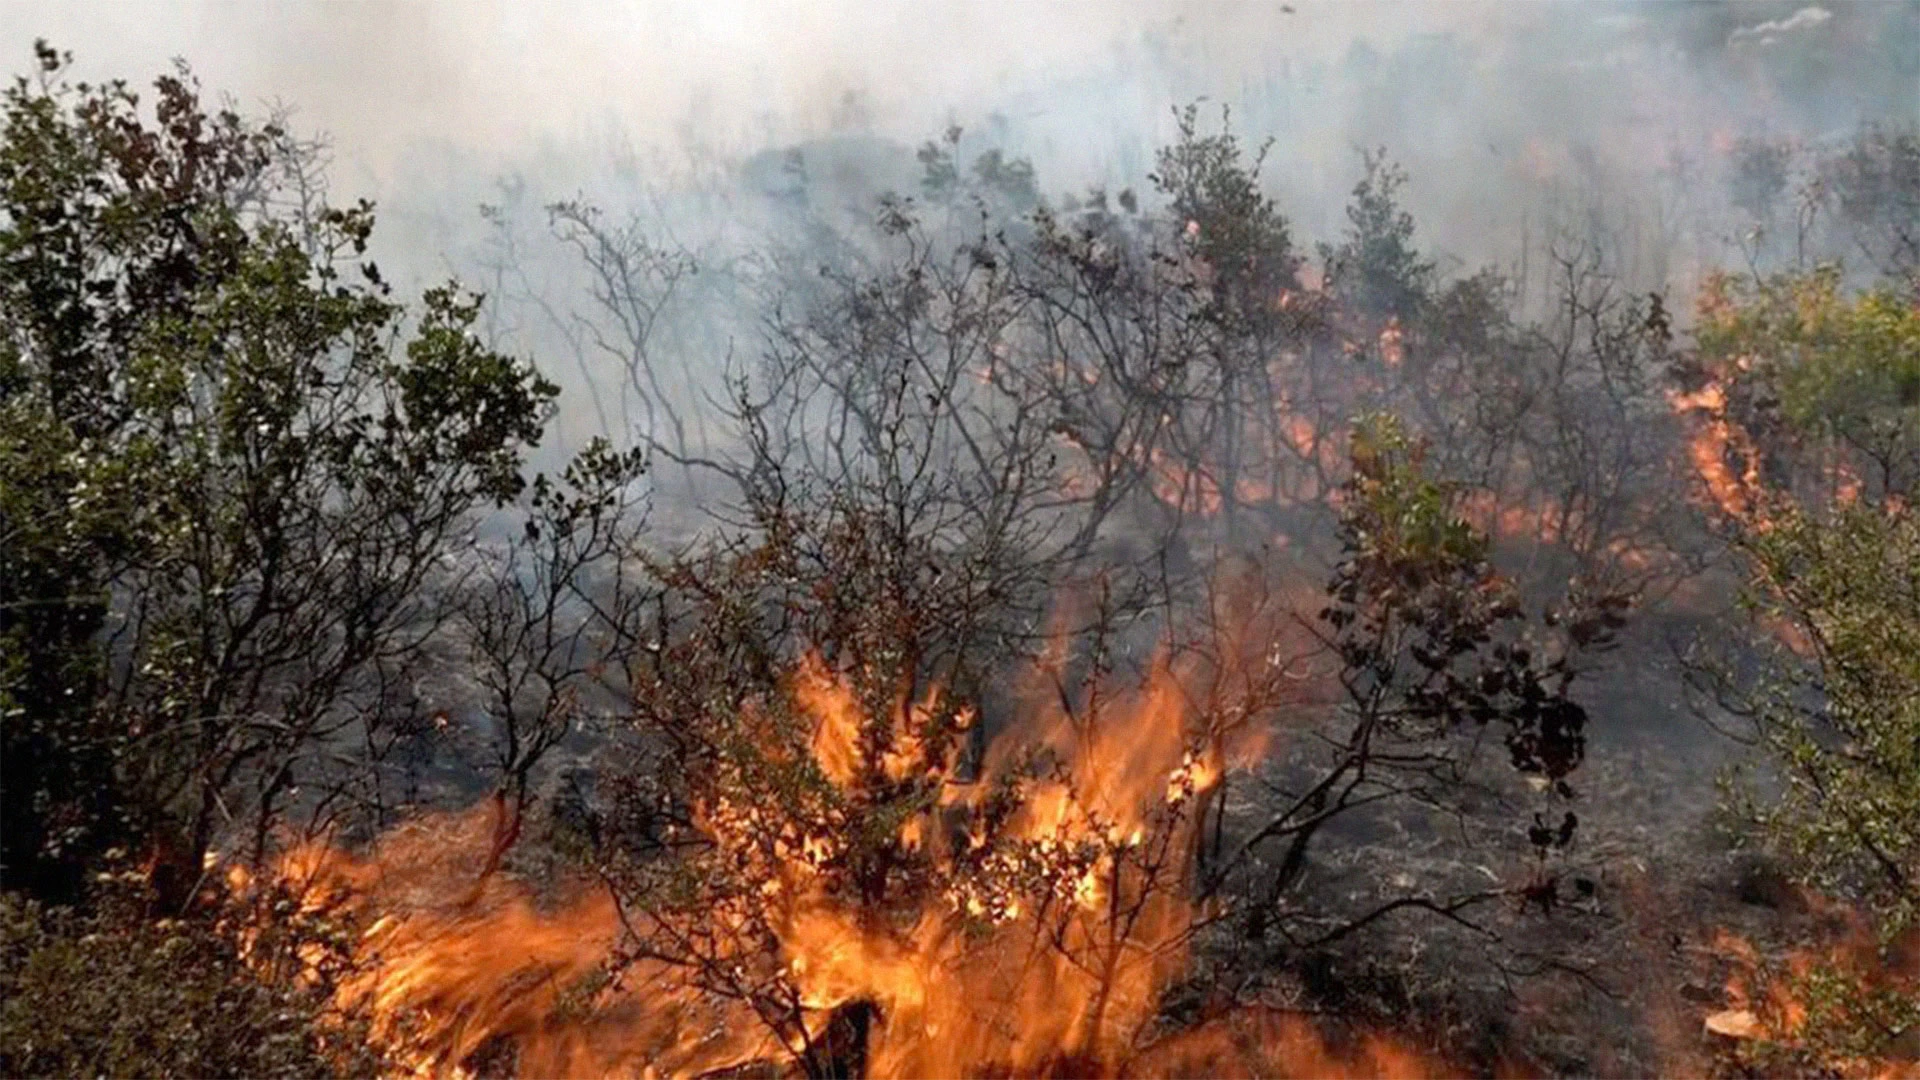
[1728, 5, 1832, 46]
[14, 3, 1908, 208]
[6, 0, 1914, 449]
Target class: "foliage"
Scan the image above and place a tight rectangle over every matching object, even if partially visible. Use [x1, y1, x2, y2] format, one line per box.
[1701, 266, 1920, 1069]
[1151, 102, 1301, 326]
[1734, 503, 1920, 922]
[1221, 414, 1625, 934]
[1696, 266, 1920, 501]
[1319, 149, 1436, 323]
[19, 37, 1905, 1074]
[0, 874, 387, 1078]
[1328, 414, 1608, 789]
[0, 43, 557, 901]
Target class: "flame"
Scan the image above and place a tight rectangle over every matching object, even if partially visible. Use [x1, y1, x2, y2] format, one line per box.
[1667, 379, 1767, 526]
[1147, 444, 1225, 516]
[1705, 914, 1920, 1079]
[1379, 317, 1406, 367]
[1138, 407, 1338, 519]
[1461, 491, 1565, 546]
[244, 614, 1425, 1077]
[1835, 460, 1864, 506]
[1132, 1006, 1454, 1079]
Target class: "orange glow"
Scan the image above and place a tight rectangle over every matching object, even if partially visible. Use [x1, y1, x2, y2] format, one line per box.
[1705, 917, 1920, 1079]
[1147, 444, 1225, 515]
[1131, 1006, 1457, 1078]
[1380, 317, 1406, 367]
[1135, 406, 1340, 518]
[1834, 460, 1864, 506]
[1667, 380, 1767, 526]
[244, 615, 1418, 1077]
[1462, 491, 1564, 546]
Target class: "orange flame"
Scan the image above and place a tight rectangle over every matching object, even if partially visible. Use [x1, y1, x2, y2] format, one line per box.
[1705, 915, 1920, 1079]
[249, 624, 1415, 1077]
[1667, 379, 1767, 526]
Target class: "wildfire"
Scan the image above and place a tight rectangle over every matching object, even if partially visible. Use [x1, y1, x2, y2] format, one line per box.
[1379, 317, 1405, 367]
[1667, 379, 1766, 526]
[239, 625, 1435, 1077]
[1137, 409, 1339, 520]
[1461, 491, 1564, 547]
[1704, 916, 1920, 1079]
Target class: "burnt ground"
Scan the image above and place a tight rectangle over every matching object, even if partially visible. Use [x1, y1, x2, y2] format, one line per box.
[1189, 610, 1845, 1078]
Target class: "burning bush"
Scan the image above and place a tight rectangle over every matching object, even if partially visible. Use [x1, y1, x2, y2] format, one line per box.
[14, 35, 1919, 1080]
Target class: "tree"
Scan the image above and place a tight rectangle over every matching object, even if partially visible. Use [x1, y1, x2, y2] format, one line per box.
[1685, 267, 1920, 1069]
[0, 43, 557, 903]
[1213, 415, 1624, 940]
[1319, 148, 1435, 324]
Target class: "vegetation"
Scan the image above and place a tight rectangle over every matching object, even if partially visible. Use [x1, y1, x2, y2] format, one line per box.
[2, 40, 1917, 1079]
[0, 874, 386, 1078]
[0, 42, 559, 911]
[1692, 268, 1920, 1071]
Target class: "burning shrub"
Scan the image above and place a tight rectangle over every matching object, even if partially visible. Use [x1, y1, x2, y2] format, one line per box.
[258, 600, 1284, 1076]
[1690, 267, 1920, 509]
[1708, 920, 1920, 1078]
[574, 472, 1292, 1075]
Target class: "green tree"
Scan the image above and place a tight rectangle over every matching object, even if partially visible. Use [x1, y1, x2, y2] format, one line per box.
[1694, 268, 1920, 1069]
[1318, 149, 1435, 323]
[1702, 269, 1920, 915]
[1697, 266, 1920, 501]
[0, 43, 557, 903]
[1217, 414, 1623, 935]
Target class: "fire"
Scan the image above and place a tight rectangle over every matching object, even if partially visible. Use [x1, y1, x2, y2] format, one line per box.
[1136, 407, 1340, 519]
[1706, 927, 1811, 1042]
[245, 621, 1432, 1077]
[1704, 916, 1920, 1079]
[1379, 317, 1405, 367]
[1131, 1006, 1453, 1079]
[1461, 491, 1564, 546]
[1667, 379, 1766, 526]
[1147, 444, 1225, 516]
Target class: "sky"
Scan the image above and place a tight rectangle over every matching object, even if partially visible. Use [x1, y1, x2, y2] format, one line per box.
[3, 0, 1913, 462]
[11, 2, 1907, 196]
[4, 2, 1912, 356]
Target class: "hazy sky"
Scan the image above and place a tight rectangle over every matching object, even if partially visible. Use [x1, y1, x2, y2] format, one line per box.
[4, 3, 1508, 183]
[6, 1, 1912, 454]
[6, 3, 1911, 286]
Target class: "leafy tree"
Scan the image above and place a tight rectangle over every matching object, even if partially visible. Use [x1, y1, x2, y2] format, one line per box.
[1690, 267, 1920, 1069]
[1695, 266, 1920, 502]
[1151, 102, 1301, 325]
[1319, 149, 1436, 324]
[1216, 415, 1624, 935]
[1734, 504, 1920, 921]
[0, 43, 557, 902]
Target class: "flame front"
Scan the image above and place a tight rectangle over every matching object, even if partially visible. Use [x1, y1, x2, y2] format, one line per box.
[254, 629, 1436, 1078]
